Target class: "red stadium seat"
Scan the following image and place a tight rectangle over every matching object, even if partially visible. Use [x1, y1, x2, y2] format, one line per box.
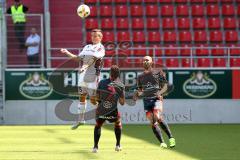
[162, 18, 175, 30]
[101, 18, 113, 29]
[117, 31, 130, 41]
[133, 44, 147, 56]
[177, 18, 190, 29]
[222, 0, 234, 2]
[191, 5, 204, 16]
[86, 32, 91, 43]
[161, 5, 174, 16]
[89, 6, 97, 17]
[165, 44, 178, 56]
[163, 31, 177, 43]
[229, 44, 240, 56]
[182, 58, 193, 67]
[85, 0, 97, 3]
[115, 5, 128, 16]
[159, 0, 172, 3]
[102, 31, 114, 43]
[148, 31, 161, 42]
[115, 0, 127, 3]
[116, 18, 129, 29]
[100, 0, 112, 3]
[147, 18, 160, 29]
[129, 0, 142, 3]
[100, 5, 113, 16]
[222, 4, 235, 16]
[207, 4, 219, 16]
[85, 18, 98, 29]
[223, 18, 237, 29]
[192, 18, 206, 29]
[103, 58, 112, 68]
[175, 0, 188, 3]
[176, 5, 189, 16]
[133, 31, 145, 43]
[145, 0, 158, 2]
[132, 18, 144, 29]
[208, 17, 221, 29]
[191, 0, 204, 3]
[194, 31, 208, 42]
[179, 31, 192, 43]
[133, 58, 143, 68]
[146, 5, 158, 16]
[166, 58, 179, 68]
[195, 44, 209, 56]
[213, 58, 226, 67]
[230, 58, 240, 67]
[238, 5, 240, 16]
[225, 30, 238, 42]
[180, 44, 191, 56]
[211, 44, 226, 56]
[210, 30, 223, 43]
[154, 58, 164, 68]
[148, 44, 163, 56]
[206, 0, 218, 3]
[197, 58, 211, 67]
[131, 5, 143, 16]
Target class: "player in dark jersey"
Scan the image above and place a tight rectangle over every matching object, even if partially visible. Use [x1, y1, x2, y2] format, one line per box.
[133, 56, 176, 148]
[92, 65, 125, 153]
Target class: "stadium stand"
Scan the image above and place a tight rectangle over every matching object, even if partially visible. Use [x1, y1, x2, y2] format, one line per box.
[5, 0, 240, 68]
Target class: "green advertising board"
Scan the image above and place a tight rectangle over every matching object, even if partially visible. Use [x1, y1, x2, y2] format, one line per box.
[5, 69, 232, 100]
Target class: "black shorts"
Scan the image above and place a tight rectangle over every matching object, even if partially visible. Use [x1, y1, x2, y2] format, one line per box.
[143, 97, 161, 112]
[96, 110, 121, 123]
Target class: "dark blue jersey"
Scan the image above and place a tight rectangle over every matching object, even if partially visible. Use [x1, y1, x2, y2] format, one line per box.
[96, 78, 125, 117]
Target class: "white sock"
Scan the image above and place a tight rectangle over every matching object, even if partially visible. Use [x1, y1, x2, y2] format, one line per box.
[77, 100, 86, 122]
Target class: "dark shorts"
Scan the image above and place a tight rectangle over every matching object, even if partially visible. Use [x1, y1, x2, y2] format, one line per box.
[143, 97, 159, 112]
[96, 110, 121, 123]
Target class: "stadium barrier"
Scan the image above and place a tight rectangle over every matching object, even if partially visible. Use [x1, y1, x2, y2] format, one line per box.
[3, 68, 240, 125]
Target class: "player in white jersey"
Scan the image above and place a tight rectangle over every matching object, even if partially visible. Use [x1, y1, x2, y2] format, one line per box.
[60, 29, 105, 129]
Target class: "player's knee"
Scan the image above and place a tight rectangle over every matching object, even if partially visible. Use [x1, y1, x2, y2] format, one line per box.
[114, 120, 122, 129]
[79, 94, 87, 102]
[90, 96, 97, 105]
[95, 120, 104, 128]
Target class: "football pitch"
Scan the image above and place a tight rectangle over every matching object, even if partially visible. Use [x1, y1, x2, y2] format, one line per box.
[0, 124, 240, 160]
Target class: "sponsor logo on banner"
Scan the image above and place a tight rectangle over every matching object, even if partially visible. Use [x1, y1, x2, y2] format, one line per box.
[19, 72, 53, 99]
[183, 71, 217, 98]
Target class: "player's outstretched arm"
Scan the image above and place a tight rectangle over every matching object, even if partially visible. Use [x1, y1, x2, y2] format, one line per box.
[60, 48, 79, 60]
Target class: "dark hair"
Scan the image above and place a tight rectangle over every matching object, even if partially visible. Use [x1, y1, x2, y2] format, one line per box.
[91, 29, 102, 33]
[15, 0, 20, 2]
[110, 65, 120, 80]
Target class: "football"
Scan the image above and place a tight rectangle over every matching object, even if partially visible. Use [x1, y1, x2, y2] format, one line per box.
[77, 4, 90, 18]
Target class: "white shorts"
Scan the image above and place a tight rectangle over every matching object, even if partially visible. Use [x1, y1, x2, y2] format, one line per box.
[78, 71, 99, 96]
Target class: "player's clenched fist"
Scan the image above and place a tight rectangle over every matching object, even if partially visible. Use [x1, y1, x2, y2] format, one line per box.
[60, 48, 68, 54]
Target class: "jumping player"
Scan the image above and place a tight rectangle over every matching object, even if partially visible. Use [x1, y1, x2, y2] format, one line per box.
[60, 29, 105, 129]
[133, 56, 176, 148]
[92, 65, 125, 153]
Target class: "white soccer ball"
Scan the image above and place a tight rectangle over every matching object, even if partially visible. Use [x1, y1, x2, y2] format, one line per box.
[77, 4, 90, 19]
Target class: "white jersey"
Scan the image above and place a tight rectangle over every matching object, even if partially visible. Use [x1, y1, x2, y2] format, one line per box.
[78, 43, 105, 83]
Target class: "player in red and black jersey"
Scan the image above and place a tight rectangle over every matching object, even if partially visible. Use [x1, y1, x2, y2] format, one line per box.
[92, 65, 125, 153]
[134, 56, 176, 148]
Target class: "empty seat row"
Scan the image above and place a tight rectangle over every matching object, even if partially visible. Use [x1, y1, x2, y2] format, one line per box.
[102, 43, 240, 57]
[86, 17, 239, 30]
[85, 0, 237, 4]
[88, 30, 239, 43]
[88, 5, 239, 17]
[103, 57, 240, 68]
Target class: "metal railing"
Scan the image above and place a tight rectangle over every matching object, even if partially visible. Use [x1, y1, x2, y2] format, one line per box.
[49, 46, 240, 69]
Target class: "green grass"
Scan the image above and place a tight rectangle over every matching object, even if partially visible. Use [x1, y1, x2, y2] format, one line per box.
[0, 124, 240, 160]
